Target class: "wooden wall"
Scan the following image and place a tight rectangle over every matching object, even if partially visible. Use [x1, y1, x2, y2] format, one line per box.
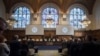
[5, 29, 100, 41]
[3, 29, 100, 43]
[3, 30, 25, 40]
[87, 30, 100, 40]
[3, 30, 72, 41]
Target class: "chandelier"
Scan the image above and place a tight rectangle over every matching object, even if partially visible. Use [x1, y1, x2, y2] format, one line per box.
[45, 9, 54, 25]
[46, 19, 54, 24]
[81, 15, 91, 27]
[45, 15, 54, 25]
[6, 15, 17, 27]
[45, 2, 55, 25]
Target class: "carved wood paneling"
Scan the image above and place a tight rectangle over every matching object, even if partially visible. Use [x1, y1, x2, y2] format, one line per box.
[3, 30, 73, 41]
[86, 30, 100, 40]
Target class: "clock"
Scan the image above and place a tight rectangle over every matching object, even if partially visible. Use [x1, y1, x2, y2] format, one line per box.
[32, 27, 38, 33]
[62, 27, 68, 33]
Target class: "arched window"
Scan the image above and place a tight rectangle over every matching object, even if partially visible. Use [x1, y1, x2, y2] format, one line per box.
[12, 6, 31, 28]
[42, 7, 59, 28]
[69, 7, 86, 30]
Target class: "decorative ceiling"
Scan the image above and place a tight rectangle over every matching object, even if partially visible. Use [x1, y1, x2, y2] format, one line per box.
[3, 0, 96, 14]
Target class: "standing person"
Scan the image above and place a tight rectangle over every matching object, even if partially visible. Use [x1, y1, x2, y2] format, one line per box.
[0, 17, 10, 56]
[9, 35, 21, 56]
[20, 39, 29, 56]
[28, 38, 35, 56]
[0, 35, 10, 56]
[28, 38, 34, 49]
[0, 17, 9, 46]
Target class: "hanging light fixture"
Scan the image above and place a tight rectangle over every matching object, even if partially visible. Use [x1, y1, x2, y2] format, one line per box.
[46, 12, 53, 24]
[81, 15, 91, 27]
[6, 15, 17, 27]
[45, 3, 54, 25]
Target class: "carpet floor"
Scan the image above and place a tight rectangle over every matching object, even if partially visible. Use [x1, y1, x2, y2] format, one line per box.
[36, 50, 60, 56]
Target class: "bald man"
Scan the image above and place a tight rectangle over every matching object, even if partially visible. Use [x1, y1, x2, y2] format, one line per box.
[0, 17, 8, 35]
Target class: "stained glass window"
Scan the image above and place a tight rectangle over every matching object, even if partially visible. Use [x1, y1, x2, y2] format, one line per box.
[42, 7, 59, 28]
[12, 6, 31, 28]
[69, 7, 86, 30]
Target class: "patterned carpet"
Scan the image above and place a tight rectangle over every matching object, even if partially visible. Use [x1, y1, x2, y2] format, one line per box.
[36, 50, 60, 56]
[36, 46, 61, 50]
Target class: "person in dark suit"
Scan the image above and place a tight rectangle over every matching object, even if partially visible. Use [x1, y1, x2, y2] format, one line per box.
[20, 39, 29, 56]
[80, 36, 100, 56]
[9, 35, 21, 56]
[28, 38, 34, 48]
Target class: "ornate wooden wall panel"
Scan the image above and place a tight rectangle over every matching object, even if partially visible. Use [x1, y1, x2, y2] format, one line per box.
[3, 30, 73, 41]
[87, 30, 100, 40]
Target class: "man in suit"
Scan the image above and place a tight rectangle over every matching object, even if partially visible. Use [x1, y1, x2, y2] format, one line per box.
[10, 35, 21, 56]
